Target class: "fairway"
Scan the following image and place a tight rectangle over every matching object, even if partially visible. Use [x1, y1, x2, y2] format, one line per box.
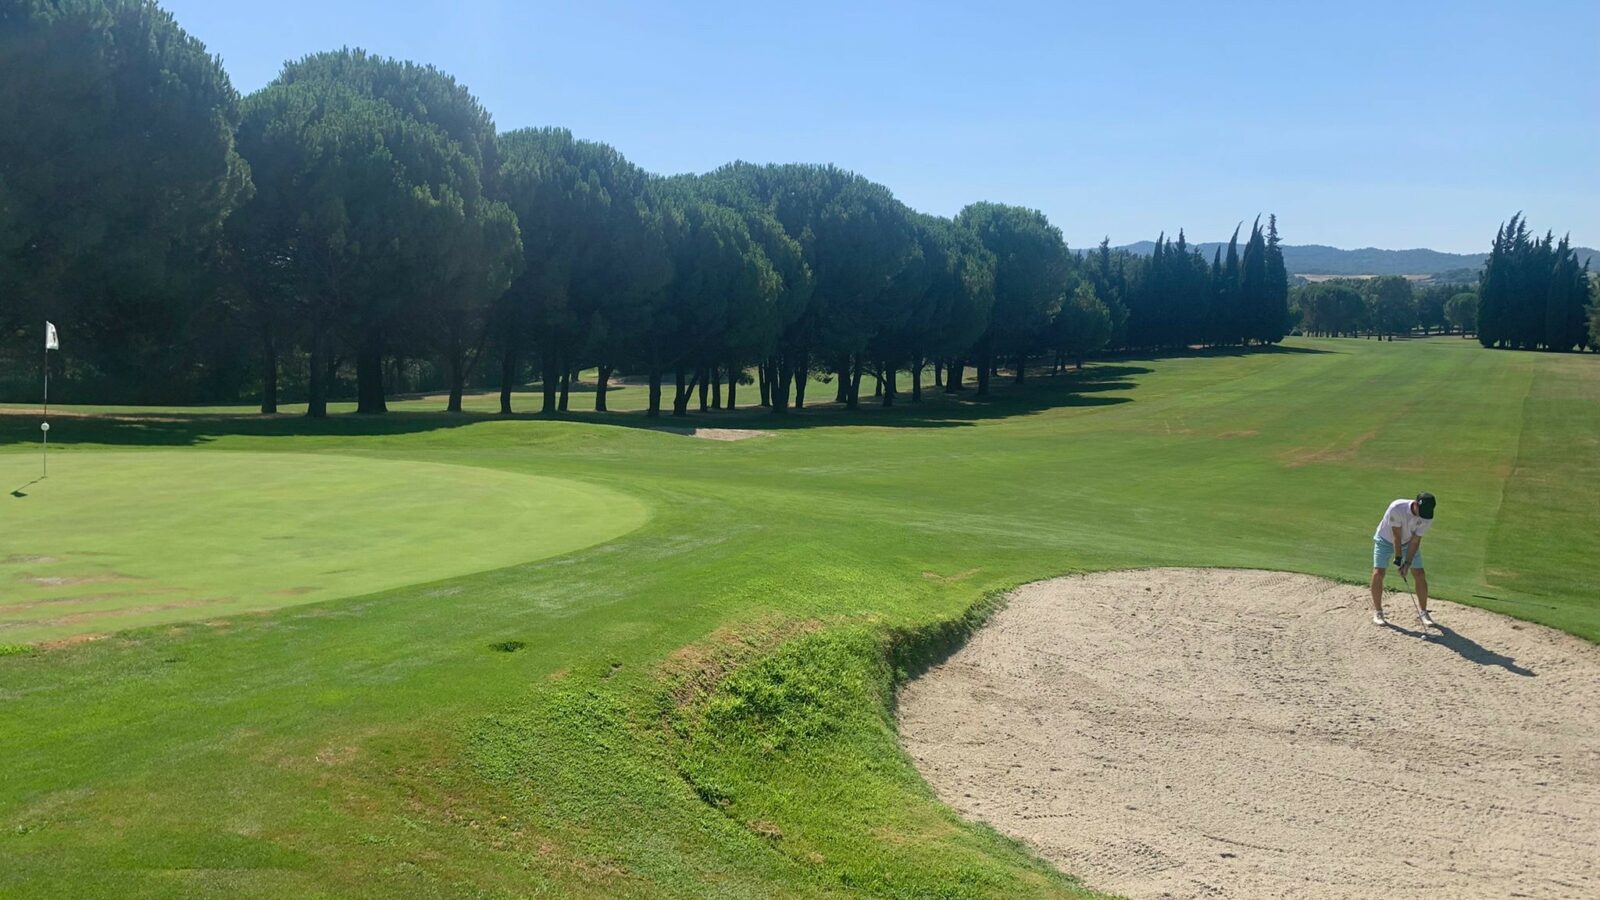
[1, 338, 1596, 898]
[1, 451, 648, 644]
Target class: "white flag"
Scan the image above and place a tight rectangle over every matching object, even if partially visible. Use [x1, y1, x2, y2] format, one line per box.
[45, 321, 58, 351]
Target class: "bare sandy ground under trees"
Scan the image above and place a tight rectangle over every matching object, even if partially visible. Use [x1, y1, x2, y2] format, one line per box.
[898, 569, 1600, 899]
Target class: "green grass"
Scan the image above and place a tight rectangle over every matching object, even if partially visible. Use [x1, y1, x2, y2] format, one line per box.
[0, 336, 1594, 898]
[1, 452, 646, 644]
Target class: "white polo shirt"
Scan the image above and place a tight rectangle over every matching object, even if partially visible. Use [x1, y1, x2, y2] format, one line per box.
[1374, 498, 1432, 544]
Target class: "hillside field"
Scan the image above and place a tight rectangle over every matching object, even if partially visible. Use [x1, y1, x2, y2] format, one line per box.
[1, 336, 1596, 898]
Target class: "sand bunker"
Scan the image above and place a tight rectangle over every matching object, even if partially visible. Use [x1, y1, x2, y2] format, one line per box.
[653, 426, 771, 441]
[898, 569, 1600, 899]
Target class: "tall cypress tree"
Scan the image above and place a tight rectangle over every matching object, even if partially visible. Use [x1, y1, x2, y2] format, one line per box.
[1208, 246, 1225, 347]
[1477, 214, 1590, 352]
[1239, 218, 1268, 344]
[1222, 225, 1243, 345]
[1263, 214, 1289, 344]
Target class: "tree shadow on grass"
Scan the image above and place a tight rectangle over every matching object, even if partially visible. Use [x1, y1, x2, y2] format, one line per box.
[1097, 342, 1339, 362]
[0, 360, 1147, 447]
[570, 364, 1145, 435]
[0, 409, 488, 448]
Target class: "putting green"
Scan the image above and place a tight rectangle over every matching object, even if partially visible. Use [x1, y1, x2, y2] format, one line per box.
[1, 451, 647, 644]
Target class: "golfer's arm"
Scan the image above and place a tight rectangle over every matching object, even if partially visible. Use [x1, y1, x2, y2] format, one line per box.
[1407, 536, 1422, 564]
[1390, 525, 1405, 561]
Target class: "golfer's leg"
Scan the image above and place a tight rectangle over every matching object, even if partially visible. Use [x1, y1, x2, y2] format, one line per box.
[1369, 567, 1386, 612]
[1413, 569, 1428, 612]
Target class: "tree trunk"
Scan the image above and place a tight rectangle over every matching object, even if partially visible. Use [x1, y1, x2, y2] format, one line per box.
[447, 359, 465, 412]
[792, 350, 808, 409]
[976, 354, 991, 397]
[882, 362, 894, 407]
[499, 346, 517, 415]
[558, 367, 570, 412]
[711, 364, 722, 409]
[911, 358, 922, 402]
[356, 331, 387, 414]
[847, 356, 863, 409]
[261, 340, 278, 415]
[306, 334, 328, 419]
[726, 364, 737, 409]
[771, 356, 791, 413]
[945, 359, 964, 393]
[932, 358, 942, 390]
[647, 368, 662, 417]
[758, 359, 770, 407]
[697, 366, 710, 412]
[834, 356, 850, 403]
[1014, 352, 1025, 384]
[540, 350, 559, 414]
[595, 365, 613, 412]
[673, 365, 690, 416]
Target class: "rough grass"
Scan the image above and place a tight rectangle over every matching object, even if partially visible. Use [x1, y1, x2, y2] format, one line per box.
[0, 336, 1595, 897]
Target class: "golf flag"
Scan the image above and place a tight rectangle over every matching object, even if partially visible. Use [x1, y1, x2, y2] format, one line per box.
[45, 321, 58, 351]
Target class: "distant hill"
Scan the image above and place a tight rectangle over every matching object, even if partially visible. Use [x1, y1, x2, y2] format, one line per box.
[1108, 241, 1599, 279]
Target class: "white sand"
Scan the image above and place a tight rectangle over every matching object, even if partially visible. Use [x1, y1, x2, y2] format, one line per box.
[897, 569, 1600, 899]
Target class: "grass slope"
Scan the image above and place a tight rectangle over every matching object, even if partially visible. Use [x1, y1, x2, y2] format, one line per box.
[0, 337, 1594, 898]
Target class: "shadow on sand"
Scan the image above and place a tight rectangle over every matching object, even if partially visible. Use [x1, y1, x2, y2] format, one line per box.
[1385, 621, 1536, 676]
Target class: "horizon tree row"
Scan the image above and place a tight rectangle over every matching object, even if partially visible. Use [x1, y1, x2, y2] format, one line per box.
[1292, 278, 1480, 339]
[3, 0, 1300, 415]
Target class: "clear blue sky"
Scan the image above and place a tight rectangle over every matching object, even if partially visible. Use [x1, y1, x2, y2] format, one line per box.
[164, 0, 1597, 253]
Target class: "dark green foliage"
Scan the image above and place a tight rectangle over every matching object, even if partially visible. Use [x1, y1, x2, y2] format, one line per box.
[1445, 291, 1478, 335]
[0, 0, 249, 400]
[1364, 276, 1416, 339]
[1051, 282, 1112, 370]
[1239, 218, 1271, 344]
[496, 128, 666, 414]
[650, 194, 782, 417]
[1478, 214, 1593, 352]
[1262, 215, 1290, 343]
[261, 49, 520, 415]
[1293, 282, 1367, 337]
[232, 74, 515, 417]
[956, 203, 1070, 390]
[698, 163, 919, 411]
[1590, 279, 1600, 350]
[1123, 231, 1212, 350]
[1414, 283, 1455, 335]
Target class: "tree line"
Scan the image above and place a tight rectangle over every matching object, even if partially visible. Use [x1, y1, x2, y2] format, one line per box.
[1292, 278, 1480, 340]
[4, 1, 1298, 414]
[1477, 214, 1594, 352]
[1292, 214, 1598, 350]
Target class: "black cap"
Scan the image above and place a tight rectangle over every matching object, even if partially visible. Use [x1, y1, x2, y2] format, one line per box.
[1416, 492, 1436, 519]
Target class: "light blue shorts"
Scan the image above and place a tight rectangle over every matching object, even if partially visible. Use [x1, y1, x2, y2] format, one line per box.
[1374, 537, 1424, 570]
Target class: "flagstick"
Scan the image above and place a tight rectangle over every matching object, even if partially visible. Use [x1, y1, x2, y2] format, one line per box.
[42, 344, 49, 478]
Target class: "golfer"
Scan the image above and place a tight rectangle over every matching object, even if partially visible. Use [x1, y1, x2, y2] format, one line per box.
[1370, 492, 1437, 626]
